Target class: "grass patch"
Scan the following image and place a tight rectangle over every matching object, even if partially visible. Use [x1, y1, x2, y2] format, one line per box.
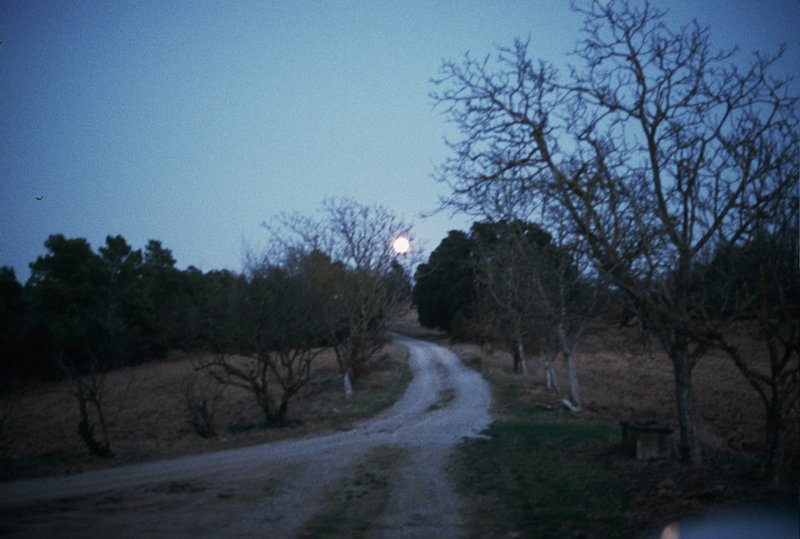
[426, 388, 456, 412]
[448, 343, 799, 538]
[451, 417, 634, 539]
[311, 351, 413, 428]
[449, 344, 648, 538]
[299, 445, 406, 538]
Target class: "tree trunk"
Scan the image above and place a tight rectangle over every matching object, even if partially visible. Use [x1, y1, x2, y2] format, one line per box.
[75, 388, 113, 458]
[765, 397, 784, 485]
[95, 395, 112, 454]
[563, 349, 581, 411]
[540, 353, 560, 394]
[558, 323, 580, 410]
[514, 338, 529, 375]
[256, 390, 271, 422]
[342, 369, 353, 399]
[334, 345, 354, 398]
[672, 350, 701, 466]
[276, 398, 289, 425]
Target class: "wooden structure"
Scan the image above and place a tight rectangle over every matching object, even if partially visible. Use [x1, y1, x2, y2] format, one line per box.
[620, 419, 673, 460]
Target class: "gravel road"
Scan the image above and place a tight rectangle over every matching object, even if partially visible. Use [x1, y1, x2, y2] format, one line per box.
[0, 334, 492, 538]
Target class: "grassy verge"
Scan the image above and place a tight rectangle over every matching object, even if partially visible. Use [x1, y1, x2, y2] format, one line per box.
[450, 384, 639, 538]
[448, 347, 797, 539]
[298, 445, 406, 538]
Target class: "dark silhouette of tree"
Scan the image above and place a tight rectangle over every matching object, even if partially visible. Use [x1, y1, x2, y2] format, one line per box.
[0, 267, 26, 436]
[414, 219, 598, 409]
[26, 235, 115, 457]
[471, 221, 557, 376]
[413, 230, 477, 337]
[431, 0, 797, 465]
[140, 239, 184, 353]
[97, 235, 152, 365]
[265, 198, 414, 397]
[0, 267, 26, 379]
[202, 254, 331, 424]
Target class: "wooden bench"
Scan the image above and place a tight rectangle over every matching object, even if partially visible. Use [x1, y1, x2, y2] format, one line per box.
[620, 419, 673, 460]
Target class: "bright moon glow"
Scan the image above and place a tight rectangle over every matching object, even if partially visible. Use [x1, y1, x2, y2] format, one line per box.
[392, 236, 410, 254]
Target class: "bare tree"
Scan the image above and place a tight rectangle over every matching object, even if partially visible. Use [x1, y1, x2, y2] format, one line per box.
[706, 197, 799, 483]
[202, 261, 327, 425]
[58, 350, 114, 458]
[472, 221, 541, 375]
[432, 0, 798, 464]
[183, 366, 222, 439]
[535, 222, 600, 412]
[264, 198, 415, 397]
[472, 218, 597, 410]
[206, 348, 320, 425]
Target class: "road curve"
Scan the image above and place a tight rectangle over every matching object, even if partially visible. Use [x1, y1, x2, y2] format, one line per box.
[0, 334, 492, 538]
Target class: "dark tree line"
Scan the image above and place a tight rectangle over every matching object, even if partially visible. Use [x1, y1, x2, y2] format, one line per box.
[1, 199, 413, 455]
[1, 234, 210, 382]
[0, 235, 250, 456]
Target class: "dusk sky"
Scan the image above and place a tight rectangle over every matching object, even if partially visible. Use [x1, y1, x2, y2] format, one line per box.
[2, 1, 799, 282]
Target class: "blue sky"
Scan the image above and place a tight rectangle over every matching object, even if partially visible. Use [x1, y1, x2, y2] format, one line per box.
[2, 1, 798, 281]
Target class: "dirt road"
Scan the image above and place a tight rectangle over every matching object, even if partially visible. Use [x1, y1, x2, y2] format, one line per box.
[0, 334, 492, 538]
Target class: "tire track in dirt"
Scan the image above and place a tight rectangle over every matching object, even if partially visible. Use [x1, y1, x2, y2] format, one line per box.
[0, 334, 492, 538]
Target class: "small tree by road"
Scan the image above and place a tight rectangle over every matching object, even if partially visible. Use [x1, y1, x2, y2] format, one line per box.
[471, 221, 550, 377]
[265, 198, 414, 397]
[203, 258, 328, 425]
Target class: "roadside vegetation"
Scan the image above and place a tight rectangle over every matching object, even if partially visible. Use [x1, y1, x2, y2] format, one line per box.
[447, 342, 797, 539]
[0, 198, 415, 477]
[0, 344, 411, 481]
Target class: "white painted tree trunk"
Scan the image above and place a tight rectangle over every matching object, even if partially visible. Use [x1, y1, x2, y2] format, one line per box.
[563, 353, 580, 411]
[540, 354, 560, 394]
[516, 340, 529, 375]
[558, 322, 581, 411]
[342, 369, 353, 399]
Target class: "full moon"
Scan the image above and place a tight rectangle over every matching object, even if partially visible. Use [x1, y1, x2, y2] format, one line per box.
[392, 236, 411, 254]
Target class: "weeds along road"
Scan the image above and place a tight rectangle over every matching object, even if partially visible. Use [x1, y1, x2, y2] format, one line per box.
[0, 334, 492, 538]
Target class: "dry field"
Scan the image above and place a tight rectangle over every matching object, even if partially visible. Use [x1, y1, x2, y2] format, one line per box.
[449, 325, 799, 482]
[0, 343, 411, 481]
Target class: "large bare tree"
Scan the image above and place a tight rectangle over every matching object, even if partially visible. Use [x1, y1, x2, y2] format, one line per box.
[432, 0, 798, 465]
